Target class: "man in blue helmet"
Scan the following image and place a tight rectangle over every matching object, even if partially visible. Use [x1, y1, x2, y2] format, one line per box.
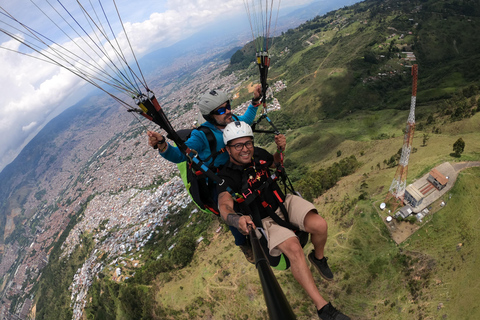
[147, 86, 263, 263]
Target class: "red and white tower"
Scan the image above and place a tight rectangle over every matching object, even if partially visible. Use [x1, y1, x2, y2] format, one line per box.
[387, 64, 418, 201]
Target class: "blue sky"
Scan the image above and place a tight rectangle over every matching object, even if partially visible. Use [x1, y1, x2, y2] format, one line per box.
[0, 0, 352, 173]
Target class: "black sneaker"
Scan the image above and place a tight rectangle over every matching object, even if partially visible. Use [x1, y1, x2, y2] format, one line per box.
[317, 302, 350, 320]
[239, 244, 254, 264]
[308, 250, 333, 281]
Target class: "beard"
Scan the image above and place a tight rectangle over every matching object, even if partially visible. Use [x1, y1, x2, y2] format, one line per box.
[216, 113, 233, 127]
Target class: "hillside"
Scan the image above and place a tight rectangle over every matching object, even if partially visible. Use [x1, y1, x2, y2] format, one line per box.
[123, 164, 480, 320]
[2, 0, 480, 318]
[227, 0, 480, 189]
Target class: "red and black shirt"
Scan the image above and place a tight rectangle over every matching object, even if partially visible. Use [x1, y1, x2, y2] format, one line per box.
[217, 147, 285, 219]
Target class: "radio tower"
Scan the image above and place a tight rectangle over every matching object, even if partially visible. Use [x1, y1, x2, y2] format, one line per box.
[386, 64, 418, 203]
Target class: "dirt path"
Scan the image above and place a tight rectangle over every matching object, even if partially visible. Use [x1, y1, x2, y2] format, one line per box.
[452, 161, 480, 172]
[292, 37, 340, 87]
[204, 266, 241, 314]
[331, 225, 354, 250]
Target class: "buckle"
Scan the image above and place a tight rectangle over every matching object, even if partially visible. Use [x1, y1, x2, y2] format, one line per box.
[242, 189, 253, 198]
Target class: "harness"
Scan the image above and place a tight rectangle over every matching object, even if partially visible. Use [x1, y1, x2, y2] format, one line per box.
[195, 126, 224, 169]
[234, 153, 299, 232]
[177, 115, 240, 215]
[227, 150, 308, 270]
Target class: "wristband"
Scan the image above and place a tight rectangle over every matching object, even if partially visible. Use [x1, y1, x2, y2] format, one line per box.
[158, 143, 168, 153]
[252, 97, 261, 107]
[153, 136, 166, 149]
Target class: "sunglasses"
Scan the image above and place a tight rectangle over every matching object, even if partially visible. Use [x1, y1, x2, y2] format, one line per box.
[210, 101, 231, 115]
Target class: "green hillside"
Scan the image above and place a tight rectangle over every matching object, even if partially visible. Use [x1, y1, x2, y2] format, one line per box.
[230, 0, 480, 194]
[35, 0, 480, 319]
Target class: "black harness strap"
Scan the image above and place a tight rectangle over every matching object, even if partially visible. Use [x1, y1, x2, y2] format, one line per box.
[198, 126, 217, 156]
[198, 114, 239, 167]
[238, 157, 299, 232]
[196, 126, 224, 169]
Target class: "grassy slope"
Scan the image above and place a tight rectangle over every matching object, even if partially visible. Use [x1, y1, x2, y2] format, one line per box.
[405, 167, 480, 319]
[153, 112, 480, 319]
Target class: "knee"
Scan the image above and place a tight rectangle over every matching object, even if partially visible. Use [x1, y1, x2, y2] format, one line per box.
[316, 216, 328, 234]
[305, 211, 328, 235]
[281, 239, 304, 262]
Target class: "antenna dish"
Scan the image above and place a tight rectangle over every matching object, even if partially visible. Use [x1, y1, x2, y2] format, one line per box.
[380, 203, 386, 210]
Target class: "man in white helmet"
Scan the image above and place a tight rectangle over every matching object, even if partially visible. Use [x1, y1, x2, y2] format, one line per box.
[147, 86, 263, 263]
[217, 121, 350, 320]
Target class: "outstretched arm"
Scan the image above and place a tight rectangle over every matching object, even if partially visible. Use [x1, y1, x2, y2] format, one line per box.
[218, 191, 255, 235]
[237, 84, 263, 125]
[146, 129, 210, 164]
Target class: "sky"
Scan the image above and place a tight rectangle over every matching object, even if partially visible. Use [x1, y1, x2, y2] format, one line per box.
[0, 0, 321, 173]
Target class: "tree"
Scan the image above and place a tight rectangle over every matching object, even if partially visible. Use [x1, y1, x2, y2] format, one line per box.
[453, 138, 465, 157]
[171, 235, 196, 268]
[364, 51, 377, 64]
[422, 133, 430, 146]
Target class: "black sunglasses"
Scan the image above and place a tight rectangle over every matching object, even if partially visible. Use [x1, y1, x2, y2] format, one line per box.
[210, 101, 231, 115]
[228, 140, 254, 151]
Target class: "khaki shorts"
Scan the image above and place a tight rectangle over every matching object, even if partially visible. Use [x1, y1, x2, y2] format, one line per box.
[258, 194, 317, 257]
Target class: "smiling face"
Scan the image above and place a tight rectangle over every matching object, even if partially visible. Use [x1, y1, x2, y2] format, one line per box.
[226, 137, 254, 165]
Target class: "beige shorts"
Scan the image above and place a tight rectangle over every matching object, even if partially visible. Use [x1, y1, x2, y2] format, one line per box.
[258, 194, 317, 257]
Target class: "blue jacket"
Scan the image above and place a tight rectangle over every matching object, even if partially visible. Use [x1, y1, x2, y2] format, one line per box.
[160, 104, 259, 167]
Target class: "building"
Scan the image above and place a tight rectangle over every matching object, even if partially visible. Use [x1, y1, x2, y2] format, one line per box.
[427, 168, 448, 190]
[404, 184, 423, 207]
[396, 205, 414, 219]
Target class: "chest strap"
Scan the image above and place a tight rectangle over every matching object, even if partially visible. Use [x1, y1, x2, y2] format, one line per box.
[239, 171, 299, 232]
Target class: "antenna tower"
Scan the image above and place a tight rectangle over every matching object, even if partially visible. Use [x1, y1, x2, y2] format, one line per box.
[386, 64, 418, 203]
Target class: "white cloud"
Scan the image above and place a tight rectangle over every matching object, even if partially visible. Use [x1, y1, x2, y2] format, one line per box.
[22, 122, 37, 132]
[0, 37, 87, 171]
[120, 0, 245, 54]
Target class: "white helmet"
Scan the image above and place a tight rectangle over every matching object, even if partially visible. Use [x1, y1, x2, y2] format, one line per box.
[198, 89, 229, 115]
[223, 121, 254, 145]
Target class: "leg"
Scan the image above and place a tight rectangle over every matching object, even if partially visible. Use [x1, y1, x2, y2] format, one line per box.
[229, 226, 247, 246]
[304, 211, 333, 281]
[277, 236, 327, 310]
[230, 226, 254, 264]
[303, 210, 328, 260]
[281, 195, 327, 260]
